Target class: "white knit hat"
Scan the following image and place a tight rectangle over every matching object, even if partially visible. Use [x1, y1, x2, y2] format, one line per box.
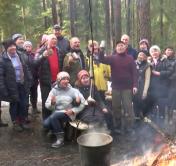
[23, 41, 32, 48]
[57, 71, 70, 82]
[149, 45, 161, 55]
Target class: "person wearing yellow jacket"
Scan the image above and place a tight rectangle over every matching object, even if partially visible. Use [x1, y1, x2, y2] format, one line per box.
[86, 40, 111, 101]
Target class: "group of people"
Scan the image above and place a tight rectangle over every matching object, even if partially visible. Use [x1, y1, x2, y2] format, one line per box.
[0, 24, 176, 148]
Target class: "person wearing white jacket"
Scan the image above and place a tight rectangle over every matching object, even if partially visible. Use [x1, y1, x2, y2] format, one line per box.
[44, 71, 85, 148]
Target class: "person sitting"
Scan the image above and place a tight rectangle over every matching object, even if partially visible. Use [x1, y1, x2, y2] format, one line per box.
[43, 71, 85, 148]
[75, 70, 113, 131]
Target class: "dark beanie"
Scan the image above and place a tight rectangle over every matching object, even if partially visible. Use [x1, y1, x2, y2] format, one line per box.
[2, 39, 16, 50]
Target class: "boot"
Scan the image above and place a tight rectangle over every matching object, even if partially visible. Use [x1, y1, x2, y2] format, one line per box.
[0, 109, 8, 127]
[51, 132, 64, 148]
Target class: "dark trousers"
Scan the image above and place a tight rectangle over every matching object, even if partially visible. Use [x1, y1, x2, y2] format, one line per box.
[40, 84, 52, 120]
[43, 111, 70, 133]
[9, 83, 28, 124]
[30, 80, 39, 109]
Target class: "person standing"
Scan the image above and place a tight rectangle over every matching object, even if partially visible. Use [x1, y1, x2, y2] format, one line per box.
[99, 41, 138, 134]
[121, 34, 138, 60]
[53, 24, 70, 61]
[35, 34, 62, 120]
[1, 39, 32, 131]
[63, 37, 86, 86]
[23, 41, 40, 115]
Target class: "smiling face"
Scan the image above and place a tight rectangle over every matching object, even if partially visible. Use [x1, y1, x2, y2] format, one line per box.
[7, 44, 16, 55]
[70, 37, 80, 50]
[80, 75, 90, 86]
[165, 48, 174, 57]
[59, 77, 70, 88]
[115, 43, 126, 54]
[15, 37, 24, 47]
[121, 34, 130, 46]
[150, 49, 160, 59]
[137, 52, 147, 62]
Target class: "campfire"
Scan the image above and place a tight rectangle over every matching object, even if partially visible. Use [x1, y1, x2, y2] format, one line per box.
[112, 145, 176, 166]
[112, 117, 176, 166]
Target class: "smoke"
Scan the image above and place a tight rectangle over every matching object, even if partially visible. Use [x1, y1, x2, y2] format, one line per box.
[78, 124, 112, 147]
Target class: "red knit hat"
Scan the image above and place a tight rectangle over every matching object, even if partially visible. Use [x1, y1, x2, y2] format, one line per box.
[77, 70, 89, 81]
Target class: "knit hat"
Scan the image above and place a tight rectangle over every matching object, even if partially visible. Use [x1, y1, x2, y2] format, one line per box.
[77, 70, 89, 81]
[23, 41, 32, 48]
[149, 45, 161, 55]
[12, 33, 23, 42]
[57, 71, 70, 83]
[2, 39, 16, 50]
[139, 39, 149, 47]
[53, 24, 61, 30]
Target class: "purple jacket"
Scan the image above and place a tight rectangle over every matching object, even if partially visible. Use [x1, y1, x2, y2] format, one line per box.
[99, 52, 137, 90]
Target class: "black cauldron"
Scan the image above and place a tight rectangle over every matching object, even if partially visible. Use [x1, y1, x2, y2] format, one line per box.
[77, 132, 113, 166]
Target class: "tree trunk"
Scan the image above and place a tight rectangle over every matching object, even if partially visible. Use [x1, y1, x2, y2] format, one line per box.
[83, 0, 89, 42]
[126, 0, 131, 36]
[114, 0, 121, 45]
[137, 0, 151, 43]
[104, 0, 112, 53]
[51, 0, 58, 25]
[69, 0, 76, 36]
[160, 0, 164, 39]
[42, 0, 48, 29]
[58, 1, 63, 27]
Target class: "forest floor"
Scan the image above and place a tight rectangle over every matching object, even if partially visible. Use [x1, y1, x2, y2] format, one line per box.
[1, 102, 176, 166]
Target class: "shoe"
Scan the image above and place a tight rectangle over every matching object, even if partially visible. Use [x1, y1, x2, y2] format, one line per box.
[21, 123, 31, 130]
[0, 121, 8, 127]
[51, 139, 64, 148]
[51, 132, 64, 148]
[13, 123, 23, 132]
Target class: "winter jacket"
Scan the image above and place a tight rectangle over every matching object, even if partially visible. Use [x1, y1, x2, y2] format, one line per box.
[99, 51, 138, 90]
[56, 35, 70, 56]
[76, 85, 106, 123]
[150, 57, 173, 98]
[0, 51, 32, 102]
[34, 46, 62, 87]
[86, 56, 111, 91]
[63, 49, 86, 86]
[45, 84, 85, 120]
[136, 61, 151, 98]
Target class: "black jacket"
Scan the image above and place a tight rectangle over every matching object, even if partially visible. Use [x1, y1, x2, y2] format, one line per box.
[34, 46, 62, 87]
[0, 51, 32, 102]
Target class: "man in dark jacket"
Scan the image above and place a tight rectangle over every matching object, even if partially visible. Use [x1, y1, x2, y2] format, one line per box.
[53, 24, 70, 57]
[99, 41, 138, 134]
[0, 39, 32, 131]
[121, 34, 138, 60]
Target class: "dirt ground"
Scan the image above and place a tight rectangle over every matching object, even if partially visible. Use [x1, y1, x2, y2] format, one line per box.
[1, 102, 176, 166]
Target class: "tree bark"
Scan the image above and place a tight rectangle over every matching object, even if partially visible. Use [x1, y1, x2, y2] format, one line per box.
[42, 0, 48, 29]
[104, 0, 112, 52]
[51, 0, 58, 25]
[126, 0, 131, 36]
[114, 0, 121, 44]
[137, 0, 151, 43]
[69, 0, 76, 36]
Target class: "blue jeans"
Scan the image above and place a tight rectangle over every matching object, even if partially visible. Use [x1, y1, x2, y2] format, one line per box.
[43, 111, 71, 133]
